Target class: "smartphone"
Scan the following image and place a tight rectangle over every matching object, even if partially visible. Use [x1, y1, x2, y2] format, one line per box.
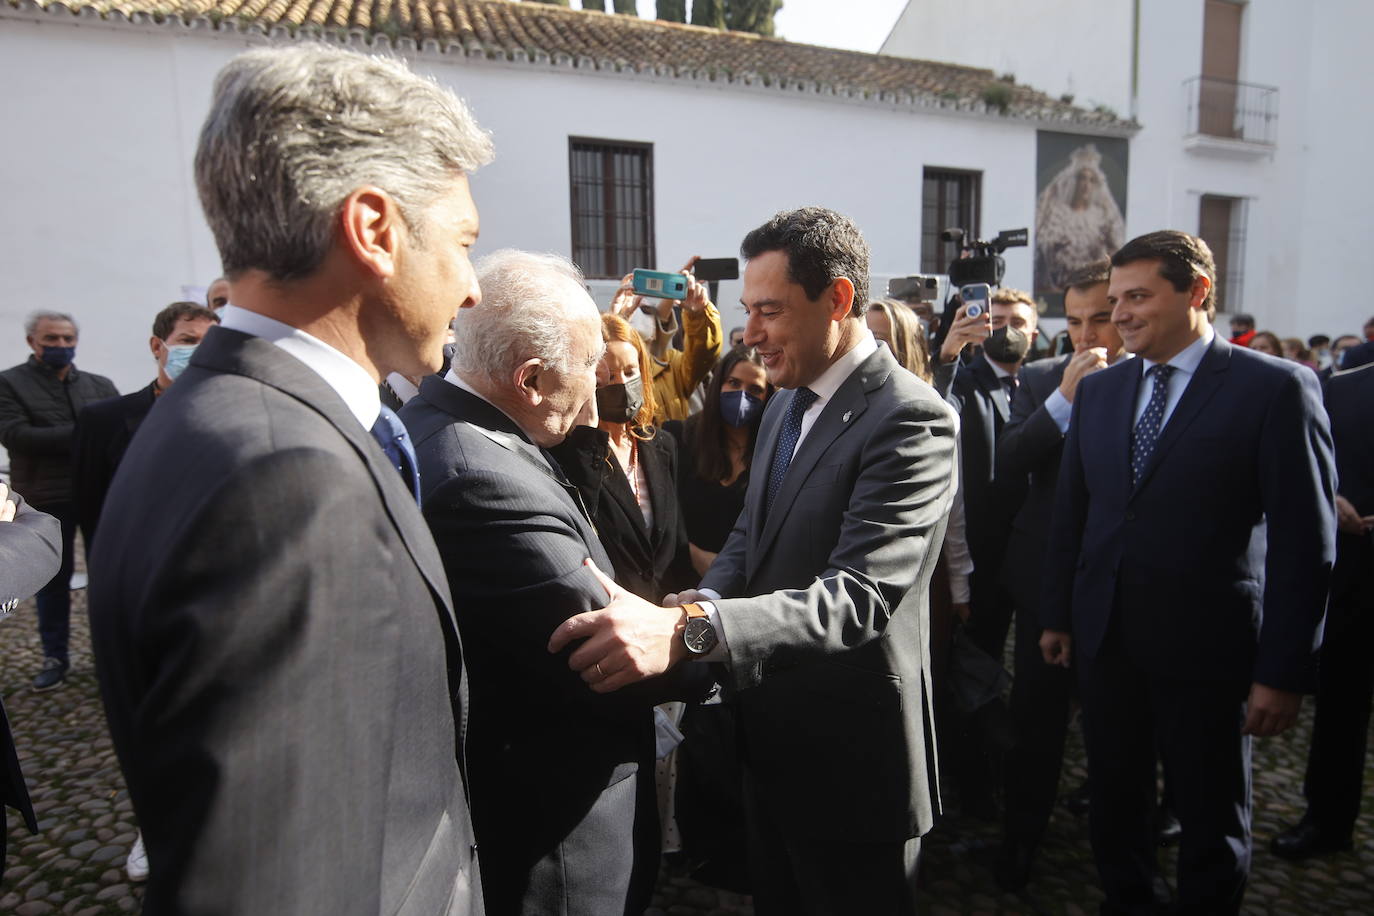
[959, 283, 992, 319]
[632, 269, 688, 300]
[692, 258, 740, 282]
[888, 275, 940, 302]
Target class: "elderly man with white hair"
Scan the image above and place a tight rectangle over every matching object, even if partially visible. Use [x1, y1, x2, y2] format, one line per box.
[401, 249, 706, 916]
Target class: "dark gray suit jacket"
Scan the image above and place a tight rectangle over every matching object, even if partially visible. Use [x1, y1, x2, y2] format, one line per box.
[402, 377, 690, 916]
[88, 327, 481, 916]
[700, 345, 958, 842]
[0, 492, 54, 875]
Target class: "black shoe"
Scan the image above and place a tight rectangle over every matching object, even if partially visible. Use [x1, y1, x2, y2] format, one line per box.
[1155, 806, 1181, 848]
[992, 839, 1035, 892]
[1270, 818, 1352, 861]
[1064, 780, 1091, 817]
[32, 657, 68, 692]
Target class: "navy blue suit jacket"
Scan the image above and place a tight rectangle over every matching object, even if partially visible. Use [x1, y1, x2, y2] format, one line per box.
[1043, 335, 1336, 691]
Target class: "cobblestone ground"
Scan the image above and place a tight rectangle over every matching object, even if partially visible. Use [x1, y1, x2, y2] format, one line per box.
[2, 584, 1370, 914]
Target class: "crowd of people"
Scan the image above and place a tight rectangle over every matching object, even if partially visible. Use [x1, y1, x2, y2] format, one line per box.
[0, 43, 1371, 916]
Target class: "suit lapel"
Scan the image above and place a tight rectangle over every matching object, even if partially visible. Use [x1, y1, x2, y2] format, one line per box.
[973, 357, 1011, 423]
[746, 392, 787, 561]
[1131, 336, 1230, 496]
[753, 349, 888, 563]
[1112, 359, 1145, 499]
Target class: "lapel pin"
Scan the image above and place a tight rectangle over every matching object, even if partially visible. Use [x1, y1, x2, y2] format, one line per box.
[842, 410, 852, 423]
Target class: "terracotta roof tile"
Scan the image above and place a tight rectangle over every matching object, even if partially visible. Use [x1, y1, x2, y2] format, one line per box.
[6, 0, 1135, 132]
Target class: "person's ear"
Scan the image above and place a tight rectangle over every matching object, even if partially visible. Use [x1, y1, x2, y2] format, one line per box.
[514, 358, 544, 407]
[827, 278, 856, 321]
[340, 186, 405, 281]
[149, 336, 164, 362]
[1188, 275, 1212, 311]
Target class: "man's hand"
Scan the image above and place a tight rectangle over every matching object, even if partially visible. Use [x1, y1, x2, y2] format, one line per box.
[1335, 494, 1374, 536]
[663, 587, 709, 606]
[1040, 629, 1072, 668]
[548, 559, 688, 693]
[939, 303, 991, 365]
[0, 483, 14, 523]
[681, 273, 712, 316]
[1242, 683, 1302, 736]
[1058, 347, 1110, 403]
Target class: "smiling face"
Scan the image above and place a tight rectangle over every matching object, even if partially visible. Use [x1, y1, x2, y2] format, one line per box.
[1108, 259, 1209, 363]
[383, 174, 481, 378]
[741, 250, 847, 390]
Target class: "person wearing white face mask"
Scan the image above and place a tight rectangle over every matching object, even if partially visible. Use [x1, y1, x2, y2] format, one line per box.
[70, 299, 218, 883]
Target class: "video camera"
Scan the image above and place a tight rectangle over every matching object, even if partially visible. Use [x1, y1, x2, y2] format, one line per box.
[941, 227, 1028, 288]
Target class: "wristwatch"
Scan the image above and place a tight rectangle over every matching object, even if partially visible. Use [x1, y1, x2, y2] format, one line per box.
[681, 602, 718, 655]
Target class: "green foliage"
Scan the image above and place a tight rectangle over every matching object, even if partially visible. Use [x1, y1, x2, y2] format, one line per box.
[725, 0, 781, 36]
[582, 0, 606, 9]
[658, 0, 687, 21]
[613, 0, 637, 13]
[691, 0, 725, 27]
[980, 82, 1013, 112]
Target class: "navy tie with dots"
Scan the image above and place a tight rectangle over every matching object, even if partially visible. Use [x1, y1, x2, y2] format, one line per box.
[371, 404, 422, 506]
[766, 386, 819, 514]
[1130, 364, 1176, 487]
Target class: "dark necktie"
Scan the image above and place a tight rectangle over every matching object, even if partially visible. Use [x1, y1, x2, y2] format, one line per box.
[1130, 364, 1176, 486]
[1001, 375, 1019, 408]
[766, 386, 819, 513]
[370, 404, 421, 506]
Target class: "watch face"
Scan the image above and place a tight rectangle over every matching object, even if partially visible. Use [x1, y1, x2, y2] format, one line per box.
[684, 617, 718, 655]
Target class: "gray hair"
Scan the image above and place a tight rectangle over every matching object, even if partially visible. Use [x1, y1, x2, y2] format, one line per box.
[453, 250, 602, 384]
[25, 311, 78, 337]
[194, 44, 494, 282]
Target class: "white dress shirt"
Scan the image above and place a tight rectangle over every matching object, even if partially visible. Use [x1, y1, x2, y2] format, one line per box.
[1133, 323, 1215, 429]
[1045, 352, 1135, 434]
[218, 305, 380, 431]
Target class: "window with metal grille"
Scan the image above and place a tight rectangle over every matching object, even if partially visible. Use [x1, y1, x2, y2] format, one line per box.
[1198, 194, 1248, 312]
[569, 138, 655, 279]
[922, 168, 982, 274]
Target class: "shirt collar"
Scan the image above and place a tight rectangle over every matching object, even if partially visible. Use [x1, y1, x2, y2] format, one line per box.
[443, 368, 531, 436]
[806, 328, 879, 403]
[1141, 322, 1215, 376]
[218, 304, 380, 431]
[982, 352, 1015, 379]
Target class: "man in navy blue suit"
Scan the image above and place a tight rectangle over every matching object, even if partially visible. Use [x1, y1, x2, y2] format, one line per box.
[1040, 230, 1336, 914]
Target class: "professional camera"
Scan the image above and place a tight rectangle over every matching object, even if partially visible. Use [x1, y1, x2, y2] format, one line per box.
[941, 227, 1029, 288]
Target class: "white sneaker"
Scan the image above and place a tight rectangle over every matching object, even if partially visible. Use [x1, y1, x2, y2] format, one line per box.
[126, 831, 149, 882]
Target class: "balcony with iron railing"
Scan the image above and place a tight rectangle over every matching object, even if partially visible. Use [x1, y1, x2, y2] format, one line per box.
[1183, 76, 1279, 157]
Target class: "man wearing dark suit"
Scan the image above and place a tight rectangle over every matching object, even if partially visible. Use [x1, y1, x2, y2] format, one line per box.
[402, 249, 699, 915]
[72, 302, 219, 548]
[0, 485, 58, 879]
[1041, 230, 1336, 914]
[1271, 360, 1374, 859]
[87, 45, 492, 915]
[551, 207, 958, 915]
[992, 261, 1124, 890]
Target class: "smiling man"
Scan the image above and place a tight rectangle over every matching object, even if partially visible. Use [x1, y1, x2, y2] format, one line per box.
[1040, 230, 1335, 914]
[549, 207, 957, 915]
[86, 46, 491, 915]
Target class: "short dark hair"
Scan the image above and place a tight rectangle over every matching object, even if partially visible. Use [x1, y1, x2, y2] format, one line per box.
[740, 207, 870, 318]
[1308, 334, 1330, 348]
[1111, 230, 1218, 320]
[1062, 259, 1111, 294]
[1231, 313, 1255, 328]
[153, 302, 221, 341]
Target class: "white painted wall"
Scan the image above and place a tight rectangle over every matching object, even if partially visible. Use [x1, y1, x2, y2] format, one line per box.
[884, 0, 1374, 341]
[880, 0, 1134, 114]
[0, 13, 1063, 404]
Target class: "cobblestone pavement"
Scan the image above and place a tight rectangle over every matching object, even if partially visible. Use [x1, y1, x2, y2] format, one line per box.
[3, 586, 1371, 914]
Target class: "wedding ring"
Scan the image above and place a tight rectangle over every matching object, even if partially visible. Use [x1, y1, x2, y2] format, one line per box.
[595, 662, 605, 679]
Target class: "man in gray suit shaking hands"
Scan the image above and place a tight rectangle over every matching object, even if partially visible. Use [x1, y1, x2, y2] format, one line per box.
[551, 207, 958, 914]
[88, 46, 490, 915]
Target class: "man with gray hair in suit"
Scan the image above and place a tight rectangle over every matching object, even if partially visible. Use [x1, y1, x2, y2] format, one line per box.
[88, 45, 491, 915]
[401, 249, 703, 916]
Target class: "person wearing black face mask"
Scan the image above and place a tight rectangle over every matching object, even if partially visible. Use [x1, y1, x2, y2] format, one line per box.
[551, 312, 697, 605]
[938, 288, 1040, 821]
[664, 346, 774, 577]
[0, 311, 116, 692]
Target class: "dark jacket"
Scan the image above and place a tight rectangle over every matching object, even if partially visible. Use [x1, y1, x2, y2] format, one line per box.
[550, 425, 696, 603]
[0, 356, 117, 506]
[72, 382, 158, 548]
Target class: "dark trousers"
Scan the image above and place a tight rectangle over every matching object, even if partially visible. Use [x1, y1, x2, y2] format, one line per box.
[1303, 539, 1374, 838]
[741, 766, 920, 916]
[1003, 603, 1074, 848]
[1078, 619, 1250, 915]
[33, 501, 75, 665]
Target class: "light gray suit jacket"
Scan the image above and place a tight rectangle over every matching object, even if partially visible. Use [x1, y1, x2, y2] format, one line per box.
[1, 491, 60, 607]
[88, 327, 482, 916]
[701, 344, 958, 842]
